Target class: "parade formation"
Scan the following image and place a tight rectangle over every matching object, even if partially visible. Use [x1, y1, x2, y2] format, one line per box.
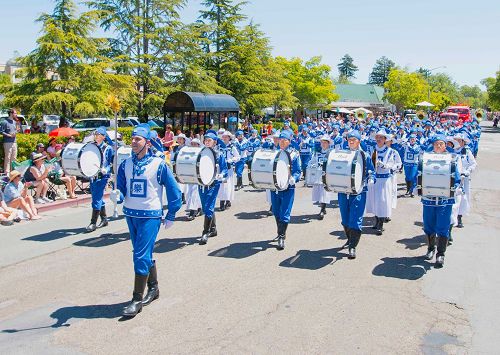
[61, 111, 481, 318]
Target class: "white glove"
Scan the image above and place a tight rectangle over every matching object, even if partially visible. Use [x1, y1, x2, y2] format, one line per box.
[100, 168, 107, 175]
[163, 219, 174, 229]
[110, 189, 120, 203]
[288, 177, 296, 186]
[368, 178, 375, 185]
[216, 173, 224, 181]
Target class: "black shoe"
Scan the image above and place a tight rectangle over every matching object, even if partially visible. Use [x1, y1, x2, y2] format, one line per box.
[342, 225, 351, 249]
[122, 274, 148, 317]
[348, 248, 356, 259]
[142, 262, 159, 306]
[435, 255, 445, 268]
[225, 201, 231, 209]
[85, 210, 100, 233]
[219, 201, 226, 211]
[371, 217, 379, 229]
[376, 221, 384, 236]
[318, 210, 325, 220]
[200, 216, 213, 245]
[385, 217, 391, 223]
[195, 208, 202, 217]
[13, 217, 21, 223]
[187, 212, 195, 221]
[457, 215, 464, 228]
[425, 234, 436, 260]
[277, 237, 285, 250]
[276, 221, 287, 250]
[435, 236, 448, 268]
[448, 225, 454, 246]
[97, 206, 108, 228]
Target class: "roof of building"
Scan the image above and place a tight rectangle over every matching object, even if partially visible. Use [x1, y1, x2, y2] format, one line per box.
[164, 91, 240, 113]
[333, 84, 385, 105]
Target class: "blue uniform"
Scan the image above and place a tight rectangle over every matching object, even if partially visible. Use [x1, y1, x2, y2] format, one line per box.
[234, 139, 247, 177]
[270, 147, 301, 223]
[403, 143, 421, 191]
[297, 134, 313, 172]
[90, 142, 114, 210]
[198, 151, 228, 218]
[245, 137, 261, 164]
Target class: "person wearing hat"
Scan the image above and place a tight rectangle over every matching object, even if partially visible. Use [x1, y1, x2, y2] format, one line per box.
[421, 134, 461, 268]
[3, 170, 41, 220]
[401, 134, 422, 197]
[233, 130, 247, 190]
[218, 131, 240, 211]
[270, 130, 301, 250]
[311, 135, 333, 220]
[337, 130, 375, 259]
[297, 126, 314, 182]
[198, 132, 228, 245]
[86, 126, 115, 232]
[365, 130, 399, 235]
[22, 153, 53, 204]
[171, 133, 188, 203]
[112, 124, 182, 317]
[245, 129, 261, 170]
[385, 134, 402, 211]
[185, 139, 203, 220]
[0, 189, 20, 226]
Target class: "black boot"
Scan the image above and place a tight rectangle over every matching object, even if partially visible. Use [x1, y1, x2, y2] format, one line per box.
[448, 225, 454, 246]
[200, 216, 212, 245]
[142, 262, 159, 306]
[210, 214, 217, 237]
[435, 236, 448, 268]
[235, 176, 243, 190]
[376, 219, 384, 236]
[267, 205, 273, 216]
[277, 222, 287, 250]
[122, 274, 148, 317]
[187, 210, 195, 221]
[182, 193, 186, 204]
[372, 216, 379, 229]
[97, 206, 108, 228]
[348, 229, 361, 259]
[196, 208, 202, 217]
[85, 209, 100, 233]
[219, 200, 226, 211]
[425, 234, 436, 260]
[457, 215, 464, 228]
[225, 201, 231, 209]
[342, 225, 350, 249]
[405, 181, 411, 196]
[318, 203, 326, 220]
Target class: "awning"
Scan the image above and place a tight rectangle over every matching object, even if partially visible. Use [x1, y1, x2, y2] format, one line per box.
[164, 91, 240, 113]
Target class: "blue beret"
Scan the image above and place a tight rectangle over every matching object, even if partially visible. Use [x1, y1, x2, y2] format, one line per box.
[431, 134, 447, 143]
[132, 125, 150, 140]
[206, 129, 218, 136]
[408, 134, 417, 139]
[284, 120, 290, 126]
[150, 130, 158, 139]
[236, 130, 244, 136]
[95, 126, 107, 136]
[205, 132, 217, 140]
[279, 130, 293, 140]
[347, 130, 361, 140]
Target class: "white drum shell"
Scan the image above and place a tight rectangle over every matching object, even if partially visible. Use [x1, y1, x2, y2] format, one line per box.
[114, 146, 132, 173]
[305, 165, 324, 186]
[61, 142, 103, 178]
[324, 150, 364, 194]
[249, 149, 291, 191]
[173, 146, 217, 186]
[419, 153, 455, 198]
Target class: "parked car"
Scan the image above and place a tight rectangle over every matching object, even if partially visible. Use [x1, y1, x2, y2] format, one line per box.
[71, 118, 134, 132]
[0, 114, 31, 134]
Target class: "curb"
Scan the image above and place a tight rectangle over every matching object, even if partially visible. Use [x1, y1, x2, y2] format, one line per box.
[37, 192, 110, 213]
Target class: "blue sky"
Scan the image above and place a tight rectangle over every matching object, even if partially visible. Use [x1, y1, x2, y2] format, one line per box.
[1, 0, 498, 87]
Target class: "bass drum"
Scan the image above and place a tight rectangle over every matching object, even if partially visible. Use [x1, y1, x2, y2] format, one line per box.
[305, 156, 324, 187]
[417, 153, 456, 198]
[323, 149, 366, 194]
[61, 142, 103, 178]
[173, 146, 217, 186]
[248, 149, 291, 191]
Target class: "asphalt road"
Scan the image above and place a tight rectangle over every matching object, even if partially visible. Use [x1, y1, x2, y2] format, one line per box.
[0, 122, 498, 354]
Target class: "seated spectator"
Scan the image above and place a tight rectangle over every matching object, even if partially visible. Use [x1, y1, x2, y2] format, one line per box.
[3, 170, 41, 220]
[24, 153, 53, 204]
[0, 190, 20, 226]
[46, 138, 63, 159]
[35, 143, 45, 155]
[47, 161, 77, 199]
[30, 119, 42, 134]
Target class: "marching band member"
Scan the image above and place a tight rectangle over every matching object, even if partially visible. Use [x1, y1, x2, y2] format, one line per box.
[312, 135, 333, 220]
[185, 138, 203, 220]
[113, 125, 182, 317]
[297, 126, 314, 180]
[385, 134, 402, 210]
[234, 130, 247, 190]
[453, 133, 477, 228]
[86, 126, 114, 233]
[263, 131, 280, 216]
[338, 130, 375, 259]
[245, 129, 261, 169]
[218, 131, 240, 211]
[366, 130, 398, 235]
[199, 132, 228, 245]
[172, 133, 188, 204]
[270, 130, 301, 250]
[402, 134, 421, 197]
[422, 135, 461, 268]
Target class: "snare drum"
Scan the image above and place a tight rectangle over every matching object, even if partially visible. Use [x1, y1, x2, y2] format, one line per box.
[323, 150, 366, 194]
[61, 142, 103, 178]
[248, 149, 291, 191]
[172, 146, 217, 186]
[417, 153, 457, 198]
[113, 146, 132, 172]
[305, 157, 324, 187]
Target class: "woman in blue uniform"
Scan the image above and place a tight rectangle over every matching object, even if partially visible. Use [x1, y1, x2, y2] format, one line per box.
[271, 130, 302, 250]
[402, 134, 421, 197]
[199, 132, 228, 245]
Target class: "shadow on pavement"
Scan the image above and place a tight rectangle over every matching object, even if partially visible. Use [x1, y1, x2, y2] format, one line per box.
[234, 210, 271, 220]
[397, 234, 427, 251]
[23, 227, 88, 242]
[414, 221, 424, 227]
[74, 232, 129, 248]
[279, 247, 346, 270]
[208, 240, 276, 259]
[290, 214, 318, 224]
[372, 256, 432, 280]
[154, 236, 199, 253]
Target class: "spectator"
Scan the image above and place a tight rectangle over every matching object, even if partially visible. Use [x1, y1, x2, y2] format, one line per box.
[3, 170, 41, 220]
[48, 161, 77, 199]
[162, 124, 174, 149]
[35, 143, 45, 155]
[25, 153, 53, 204]
[30, 119, 42, 134]
[0, 108, 18, 174]
[46, 138, 62, 159]
[0, 190, 20, 226]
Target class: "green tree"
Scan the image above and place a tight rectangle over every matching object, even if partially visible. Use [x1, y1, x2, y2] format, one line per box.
[459, 85, 487, 108]
[427, 73, 460, 104]
[484, 72, 500, 110]
[368, 56, 396, 85]
[337, 54, 358, 80]
[384, 69, 429, 111]
[3, 0, 134, 117]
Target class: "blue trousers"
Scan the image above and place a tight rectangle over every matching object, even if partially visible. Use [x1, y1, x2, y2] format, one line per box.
[235, 160, 245, 177]
[300, 154, 311, 171]
[338, 192, 367, 231]
[126, 216, 162, 275]
[271, 188, 295, 223]
[423, 204, 452, 238]
[404, 164, 418, 190]
[90, 177, 109, 210]
[199, 182, 221, 218]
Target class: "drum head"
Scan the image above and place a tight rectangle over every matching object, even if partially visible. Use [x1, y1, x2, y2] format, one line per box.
[353, 158, 363, 193]
[199, 148, 216, 185]
[80, 143, 102, 177]
[274, 151, 290, 190]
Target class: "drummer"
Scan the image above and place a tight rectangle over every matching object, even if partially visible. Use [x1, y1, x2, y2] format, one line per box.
[199, 132, 228, 245]
[270, 130, 301, 250]
[218, 131, 240, 211]
[263, 131, 280, 216]
[185, 138, 203, 220]
[171, 133, 188, 203]
[337, 130, 375, 259]
[312, 135, 333, 220]
[421, 134, 461, 268]
[234, 130, 247, 191]
[297, 126, 314, 181]
[86, 126, 114, 233]
[402, 134, 421, 197]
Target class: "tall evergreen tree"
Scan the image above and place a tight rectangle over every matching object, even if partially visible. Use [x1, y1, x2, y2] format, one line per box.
[368, 56, 396, 85]
[337, 54, 358, 80]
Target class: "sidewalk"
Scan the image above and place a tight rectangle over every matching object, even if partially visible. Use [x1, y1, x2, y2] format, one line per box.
[36, 192, 110, 213]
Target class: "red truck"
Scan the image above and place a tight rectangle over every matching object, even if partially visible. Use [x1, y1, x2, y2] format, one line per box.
[446, 106, 471, 124]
